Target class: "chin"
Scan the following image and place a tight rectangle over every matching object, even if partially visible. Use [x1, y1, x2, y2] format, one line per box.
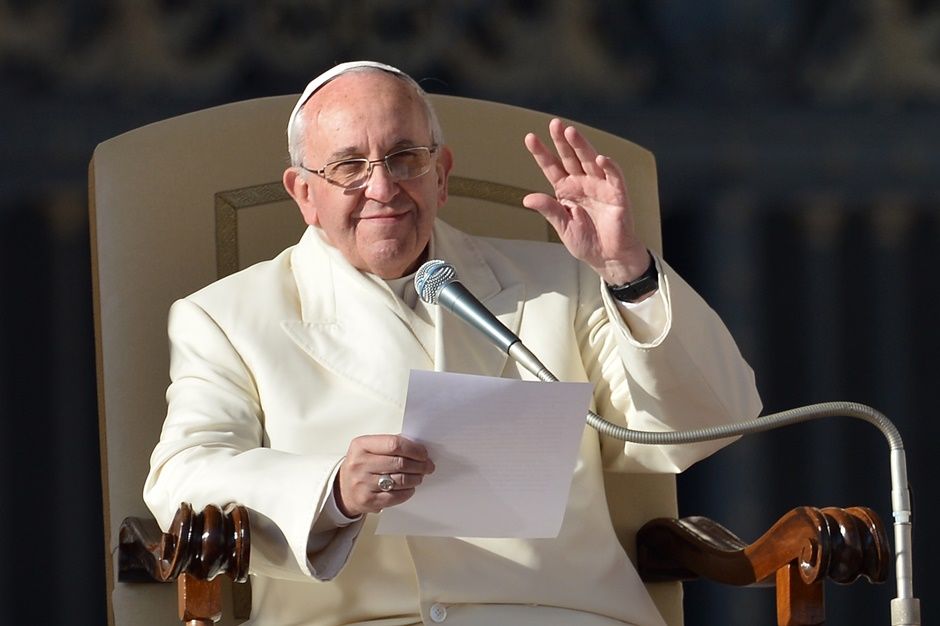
[363, 239, 427, 279]
[364, 252, 419, 279]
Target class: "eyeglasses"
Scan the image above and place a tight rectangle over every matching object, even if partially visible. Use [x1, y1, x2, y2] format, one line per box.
[300, 145, 438, 190]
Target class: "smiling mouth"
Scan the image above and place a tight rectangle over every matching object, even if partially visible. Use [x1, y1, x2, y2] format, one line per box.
[358, 212, 410, 222]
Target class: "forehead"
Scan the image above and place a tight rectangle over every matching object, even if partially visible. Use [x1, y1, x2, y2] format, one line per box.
[304, 72, 431, 157]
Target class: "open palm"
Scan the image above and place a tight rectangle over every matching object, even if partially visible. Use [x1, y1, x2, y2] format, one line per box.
[523, 118, 650, 285]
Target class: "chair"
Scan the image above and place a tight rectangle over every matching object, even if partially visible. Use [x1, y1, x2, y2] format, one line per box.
[90, 93, 887, 626]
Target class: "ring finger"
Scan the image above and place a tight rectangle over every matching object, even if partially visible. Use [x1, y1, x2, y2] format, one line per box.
[374, 472, 424, 492]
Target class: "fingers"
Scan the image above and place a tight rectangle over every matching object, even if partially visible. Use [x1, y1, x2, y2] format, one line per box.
[561, 121, 609, 179]
[337, 434, 436, 516]
[347, 485, 416, 515]
[350, 434, 435, 475]
[373, 454, 434, 475]
[377, 434, 431, 463]
[596, 154, 628, 195]
[522, 192, 570, 234]
[524, 132, 566, 185]
[526, 118, 609, 184]
[380, 472, 426, 491]
[549, 118, 585, 176]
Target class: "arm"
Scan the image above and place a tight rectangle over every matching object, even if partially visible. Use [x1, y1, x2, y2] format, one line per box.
[143, 298, 363, 581]
[581, 255, 763, 473]
[524, 119, 762, 472]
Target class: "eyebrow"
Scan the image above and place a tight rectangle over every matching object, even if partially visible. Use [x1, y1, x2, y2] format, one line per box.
[324, 139, 426, 163]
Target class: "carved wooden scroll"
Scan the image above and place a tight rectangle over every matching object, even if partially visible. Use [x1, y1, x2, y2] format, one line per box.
[119, 503, 250, 625]
[637, 506, 889, 626]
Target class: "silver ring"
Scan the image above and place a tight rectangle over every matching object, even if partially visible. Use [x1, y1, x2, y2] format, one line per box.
[377, 474, 395, 492]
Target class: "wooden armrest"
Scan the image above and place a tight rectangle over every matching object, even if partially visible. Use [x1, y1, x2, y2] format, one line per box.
[637, 506, 889, 626]
[119, 503, 251, 625]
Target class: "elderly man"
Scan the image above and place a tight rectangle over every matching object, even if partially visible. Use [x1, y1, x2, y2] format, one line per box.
[144, 61, 762, 626]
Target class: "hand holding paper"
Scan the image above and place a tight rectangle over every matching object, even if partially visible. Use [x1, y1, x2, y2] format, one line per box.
[335, 434, 436, 516]
[375, 370, 592, 538]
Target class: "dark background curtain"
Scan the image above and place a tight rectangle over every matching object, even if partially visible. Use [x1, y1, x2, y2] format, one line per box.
[1, 1, 937, 624]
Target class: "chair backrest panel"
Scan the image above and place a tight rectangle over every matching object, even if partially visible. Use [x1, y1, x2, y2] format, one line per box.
[91, 93, 679, 626]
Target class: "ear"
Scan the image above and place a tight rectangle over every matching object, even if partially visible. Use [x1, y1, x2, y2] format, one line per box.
[435, 146, 454, 207]
[283, 167, 319, 226]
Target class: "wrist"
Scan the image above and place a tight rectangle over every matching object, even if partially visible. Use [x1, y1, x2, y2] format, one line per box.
[333, 470, 359, 518]
[605, 251, 658, 303]
[596, 245, 652, 285]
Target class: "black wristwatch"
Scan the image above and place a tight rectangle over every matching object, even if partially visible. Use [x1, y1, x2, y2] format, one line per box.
[605, 254, 659, 303]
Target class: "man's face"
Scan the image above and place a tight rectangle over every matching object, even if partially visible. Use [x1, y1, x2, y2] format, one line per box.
[284, 71, 452, 279]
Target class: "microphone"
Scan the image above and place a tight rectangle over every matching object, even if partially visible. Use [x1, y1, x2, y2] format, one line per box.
[414, 259, 517, 352]
[415, 259, 556, 381]
[415, 258, 919, 623]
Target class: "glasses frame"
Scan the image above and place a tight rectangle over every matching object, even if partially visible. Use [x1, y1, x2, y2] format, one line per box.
[300, 145, 439, 190]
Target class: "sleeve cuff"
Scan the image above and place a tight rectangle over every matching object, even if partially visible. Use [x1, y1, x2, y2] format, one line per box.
[311, 460, 362, 534]
[305, 460, 366, 579]
[614, 286, 667, 344]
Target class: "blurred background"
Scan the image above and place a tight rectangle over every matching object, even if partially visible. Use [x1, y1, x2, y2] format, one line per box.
[1, 1, 937, 624]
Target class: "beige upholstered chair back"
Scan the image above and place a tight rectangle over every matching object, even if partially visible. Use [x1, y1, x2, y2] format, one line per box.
[91, 93, 681, 625]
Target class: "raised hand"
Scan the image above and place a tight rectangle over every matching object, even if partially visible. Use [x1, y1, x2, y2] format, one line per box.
[523, 118, 651, 285]
[335, 434, 435, 516]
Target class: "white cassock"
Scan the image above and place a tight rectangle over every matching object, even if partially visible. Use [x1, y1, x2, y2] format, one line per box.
[145, 219, 762, 626]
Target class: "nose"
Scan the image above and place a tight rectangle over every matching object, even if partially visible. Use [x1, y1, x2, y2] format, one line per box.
[363, 161, 398, 202]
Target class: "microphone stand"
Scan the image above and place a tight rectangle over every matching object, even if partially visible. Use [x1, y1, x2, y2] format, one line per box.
[508, 341, 921, 626]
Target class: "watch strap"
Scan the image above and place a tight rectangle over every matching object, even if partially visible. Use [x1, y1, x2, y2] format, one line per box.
[606, 253, 659, 303]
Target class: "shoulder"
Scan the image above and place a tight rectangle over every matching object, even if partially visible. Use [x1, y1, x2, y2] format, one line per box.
[471, 233, 587, 293]
[481, 234, 573, 265]
[436, 219, 581, 281]
[180, 245, 298, 322]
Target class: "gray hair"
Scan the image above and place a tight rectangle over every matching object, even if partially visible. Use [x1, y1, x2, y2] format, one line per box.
[287, 66, 444, 168]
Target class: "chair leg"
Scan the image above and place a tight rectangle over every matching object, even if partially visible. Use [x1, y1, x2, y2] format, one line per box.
[776, 562, 825, 626]
[178, 573, 222, 625]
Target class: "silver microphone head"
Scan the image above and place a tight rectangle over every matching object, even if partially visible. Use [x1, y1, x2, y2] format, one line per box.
[415, 259, 457, 304]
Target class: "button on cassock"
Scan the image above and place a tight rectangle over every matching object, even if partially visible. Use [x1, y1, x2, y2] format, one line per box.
[428, 603, 447, 623]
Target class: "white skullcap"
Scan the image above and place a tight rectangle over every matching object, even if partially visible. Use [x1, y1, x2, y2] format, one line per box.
[286, 60, 406, 139]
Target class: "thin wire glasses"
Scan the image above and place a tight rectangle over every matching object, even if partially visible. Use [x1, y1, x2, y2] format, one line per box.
[301, 145, 438, 190]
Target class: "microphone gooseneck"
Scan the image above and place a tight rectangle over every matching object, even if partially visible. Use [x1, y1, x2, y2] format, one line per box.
[415, 258, 920, 624]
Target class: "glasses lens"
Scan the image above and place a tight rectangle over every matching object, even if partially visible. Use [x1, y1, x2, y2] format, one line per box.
[324, 159, 369, 188]
[320, 147, 434, 189]
[386, 147, 431, 181]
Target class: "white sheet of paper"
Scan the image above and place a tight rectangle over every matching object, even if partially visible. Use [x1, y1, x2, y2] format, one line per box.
[375, 370, 592, 538]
